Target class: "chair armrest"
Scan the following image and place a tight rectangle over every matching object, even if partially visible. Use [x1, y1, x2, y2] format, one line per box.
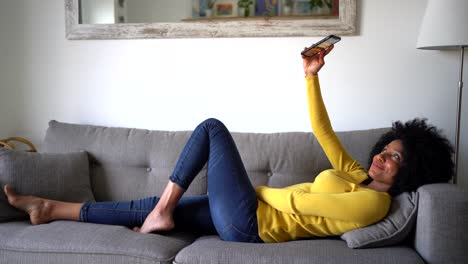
[414, 183, 468, 264]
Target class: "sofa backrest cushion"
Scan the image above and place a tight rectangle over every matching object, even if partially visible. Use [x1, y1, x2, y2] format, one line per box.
[42, 120, 389, 202]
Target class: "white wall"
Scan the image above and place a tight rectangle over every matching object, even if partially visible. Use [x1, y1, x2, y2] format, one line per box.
[0, 0, 467, 189]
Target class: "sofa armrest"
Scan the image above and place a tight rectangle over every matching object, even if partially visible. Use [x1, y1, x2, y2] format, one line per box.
[414, 183, 468, 264]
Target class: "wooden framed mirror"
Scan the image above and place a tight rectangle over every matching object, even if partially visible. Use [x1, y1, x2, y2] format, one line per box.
[65, 0, 357, 39]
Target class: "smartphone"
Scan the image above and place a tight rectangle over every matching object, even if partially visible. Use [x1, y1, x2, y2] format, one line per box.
[301, 35, 341, 57]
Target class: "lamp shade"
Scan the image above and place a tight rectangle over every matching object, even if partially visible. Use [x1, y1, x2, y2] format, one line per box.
[417, 0, 468, 50]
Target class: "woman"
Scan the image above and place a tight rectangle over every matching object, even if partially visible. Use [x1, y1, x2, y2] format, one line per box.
[3, 46, 454, 243]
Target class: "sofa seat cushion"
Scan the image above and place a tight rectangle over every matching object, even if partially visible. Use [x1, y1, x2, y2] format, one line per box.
[174, 236, 424, 264]
[0, 221, 196, 264]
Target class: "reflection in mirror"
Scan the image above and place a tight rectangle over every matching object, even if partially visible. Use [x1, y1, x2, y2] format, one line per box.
[66, 0, 357, 39]
[79, 0, 339, 24]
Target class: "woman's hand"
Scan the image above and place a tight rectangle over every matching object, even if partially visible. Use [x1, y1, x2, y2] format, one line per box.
[302, 45, 334, 77]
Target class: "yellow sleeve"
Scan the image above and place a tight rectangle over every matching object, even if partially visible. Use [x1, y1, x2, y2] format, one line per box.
[256, 185, 390, 225]
[306, 76, 365, 174]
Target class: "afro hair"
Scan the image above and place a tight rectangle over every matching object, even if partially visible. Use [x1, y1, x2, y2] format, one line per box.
[367, 118, 454, 196]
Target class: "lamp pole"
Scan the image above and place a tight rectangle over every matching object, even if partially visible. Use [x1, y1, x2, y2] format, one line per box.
[454, 46, 465, 184]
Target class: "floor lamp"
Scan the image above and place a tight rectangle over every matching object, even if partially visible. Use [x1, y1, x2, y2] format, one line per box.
[416, 0, 468, 184]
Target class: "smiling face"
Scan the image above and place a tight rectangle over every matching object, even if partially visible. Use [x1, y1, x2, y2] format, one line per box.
[368, 140, 405, 188]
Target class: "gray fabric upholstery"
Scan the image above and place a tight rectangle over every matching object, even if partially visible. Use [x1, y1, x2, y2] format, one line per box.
[42, 121, 206, 201]
[0, 251, 162, 264]
[0, 148, 94, 222]
[174, 236, 424, 264]
[0, 220, 196, 264]
[232, 128, 388, 189]
[1, 120, 464, 263]
[414, 183, 468, 264]
[341, 192, 419, 248]
[42, 120, 388, 201]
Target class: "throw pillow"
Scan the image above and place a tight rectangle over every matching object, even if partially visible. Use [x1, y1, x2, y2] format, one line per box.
[340, 191, 419, 249]
[0, 148, 95, 222]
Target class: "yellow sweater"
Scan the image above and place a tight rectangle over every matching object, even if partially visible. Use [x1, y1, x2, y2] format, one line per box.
[255, 75, 391, 243]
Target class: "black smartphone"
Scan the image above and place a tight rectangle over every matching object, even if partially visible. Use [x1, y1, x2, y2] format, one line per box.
[301, 35, 341, 57]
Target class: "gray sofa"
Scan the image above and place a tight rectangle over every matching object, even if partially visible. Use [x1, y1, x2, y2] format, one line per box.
[0, 120, 467, 264]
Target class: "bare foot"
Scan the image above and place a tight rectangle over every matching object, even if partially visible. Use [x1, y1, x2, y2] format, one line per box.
[133, 181, 183, 234]
[135, 209, 175, 234]
[3, 185, 53, 225]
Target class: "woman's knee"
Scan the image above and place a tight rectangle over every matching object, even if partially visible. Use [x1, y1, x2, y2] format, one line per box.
[200, 118, 224, 127]
[196, 118, 229, 133]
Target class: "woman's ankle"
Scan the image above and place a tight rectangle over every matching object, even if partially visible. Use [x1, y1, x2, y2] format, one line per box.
[155, 181, 184, 212]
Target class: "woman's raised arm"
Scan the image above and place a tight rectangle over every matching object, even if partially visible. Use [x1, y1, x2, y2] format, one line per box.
[302, 46, 365, 176]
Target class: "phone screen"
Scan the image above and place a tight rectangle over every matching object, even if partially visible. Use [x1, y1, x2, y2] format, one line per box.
[301, 35, 341, 57]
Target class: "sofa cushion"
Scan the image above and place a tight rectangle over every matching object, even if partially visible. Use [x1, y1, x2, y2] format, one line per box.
[42, 120, 206, 201]
[341, 192, 418, 248]
[0, 148, 95, 222]
[0, 221, 196, 264]
[42, 120, 389, 202]
[174, 236, 424, 264]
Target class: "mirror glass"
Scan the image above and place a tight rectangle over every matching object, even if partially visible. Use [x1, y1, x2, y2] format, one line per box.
[79, 0, 339, 24]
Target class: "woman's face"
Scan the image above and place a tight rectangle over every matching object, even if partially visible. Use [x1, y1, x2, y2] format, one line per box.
[368, 140, 405, 187]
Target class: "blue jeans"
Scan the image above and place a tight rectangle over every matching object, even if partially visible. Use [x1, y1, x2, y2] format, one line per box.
[80, 118, 262, 243]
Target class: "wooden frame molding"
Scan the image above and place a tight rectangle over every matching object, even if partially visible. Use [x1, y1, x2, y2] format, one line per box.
[65, 0, 357, 40]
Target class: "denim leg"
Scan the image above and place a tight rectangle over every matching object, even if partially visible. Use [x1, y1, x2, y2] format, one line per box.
[80, 195, 217, 235]
[169, 118, 261, 243]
